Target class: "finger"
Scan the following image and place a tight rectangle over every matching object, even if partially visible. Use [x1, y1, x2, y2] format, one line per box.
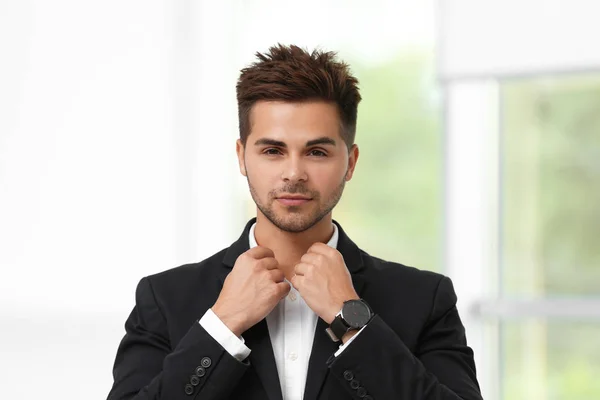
[246, 246, 275, 260]
[290, 274, 304, 290]
[307, 242, 332, 256]
[258, 257, 279, 270]
[268, 269, 285, 283]
[309, 244, 342, 263]
[276, 281, 291, 298]
[293, 262, 312, 276]
[300, 252, 321, 266]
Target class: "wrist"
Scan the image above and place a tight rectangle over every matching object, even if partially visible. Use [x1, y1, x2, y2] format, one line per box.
[341, 329, 359, 344]
[328, 294, 359, 323]
[211, 306, 245, 337]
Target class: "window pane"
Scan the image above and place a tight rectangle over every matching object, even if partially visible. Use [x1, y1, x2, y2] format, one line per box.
[501, 74, 600, 296]
[501, 320, 600, 399]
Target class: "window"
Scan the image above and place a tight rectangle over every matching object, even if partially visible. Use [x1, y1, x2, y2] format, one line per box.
[499, 74, 600, 399]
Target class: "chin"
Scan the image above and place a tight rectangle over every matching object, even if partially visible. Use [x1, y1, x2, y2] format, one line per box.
[272, 214, 317, 233]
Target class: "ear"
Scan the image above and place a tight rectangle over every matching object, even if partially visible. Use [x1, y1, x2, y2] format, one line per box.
[344, 144, 359, 181]
[236, 139, 247, 176]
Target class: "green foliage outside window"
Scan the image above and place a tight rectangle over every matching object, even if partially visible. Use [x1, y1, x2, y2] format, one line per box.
[336, 51, 442, 273]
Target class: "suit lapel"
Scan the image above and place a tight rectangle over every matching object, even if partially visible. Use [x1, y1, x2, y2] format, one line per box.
[220, 218, 283, 400]
[303, 274, 365, 400]
[244, 319, 284, 400]
[303, 221, 367, 400]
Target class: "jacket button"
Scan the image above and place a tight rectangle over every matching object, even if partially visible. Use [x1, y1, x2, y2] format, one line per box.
[190, 375, 200, 386]
[357, 387, 367, 397]
[195, 366, 206, 377]
[184, 384, 194, 395]
[350, 379, 360, 390]
[343, 370, 354, 381]
[201, 357, 212, 368]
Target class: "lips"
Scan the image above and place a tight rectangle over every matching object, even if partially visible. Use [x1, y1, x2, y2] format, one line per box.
[278, 195, 311, 200]
[277, 195, 312, 206]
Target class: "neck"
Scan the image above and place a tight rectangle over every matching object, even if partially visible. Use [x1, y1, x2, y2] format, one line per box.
[254, 212, 335, 279]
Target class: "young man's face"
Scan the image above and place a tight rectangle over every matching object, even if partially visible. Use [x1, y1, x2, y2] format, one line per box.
[236, 100, 359, 233]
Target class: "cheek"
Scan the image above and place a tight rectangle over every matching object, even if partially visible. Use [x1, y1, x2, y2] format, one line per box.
[310, 164, 346, 189]
[247, 161, 277, 190]
[245, 156, 265, 178]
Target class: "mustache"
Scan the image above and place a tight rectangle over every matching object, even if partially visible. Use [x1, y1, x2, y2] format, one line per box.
[272, 185, 318, 197]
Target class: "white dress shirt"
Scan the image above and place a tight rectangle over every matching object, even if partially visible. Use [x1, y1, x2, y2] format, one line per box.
[199, 222, 364, 400]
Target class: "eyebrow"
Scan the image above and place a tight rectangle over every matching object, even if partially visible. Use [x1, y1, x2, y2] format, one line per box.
[254, 137, 337, 148]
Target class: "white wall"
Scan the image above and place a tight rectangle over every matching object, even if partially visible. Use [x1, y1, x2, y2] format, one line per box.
[0, 1, 238, 398]
[438, 0, 600, 79]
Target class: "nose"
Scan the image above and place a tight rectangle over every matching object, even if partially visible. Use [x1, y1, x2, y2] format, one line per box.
[281, 155, 308, 182]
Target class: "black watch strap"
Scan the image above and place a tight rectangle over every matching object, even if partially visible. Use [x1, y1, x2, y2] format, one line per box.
[326, 314, 352, 342]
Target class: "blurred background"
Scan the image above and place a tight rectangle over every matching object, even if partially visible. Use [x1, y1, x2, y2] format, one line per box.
[1, 0, 599, 399]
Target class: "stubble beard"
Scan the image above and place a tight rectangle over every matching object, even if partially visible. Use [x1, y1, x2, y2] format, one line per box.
[247, 175, 346, 233]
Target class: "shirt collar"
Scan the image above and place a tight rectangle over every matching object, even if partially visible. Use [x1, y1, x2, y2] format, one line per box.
[248, 221, 339, 249]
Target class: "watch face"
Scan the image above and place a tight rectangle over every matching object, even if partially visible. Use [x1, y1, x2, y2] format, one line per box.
[341, 300, 372, 328]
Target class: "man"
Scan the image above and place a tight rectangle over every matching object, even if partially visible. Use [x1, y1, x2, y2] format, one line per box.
[107, 44, 482, 400]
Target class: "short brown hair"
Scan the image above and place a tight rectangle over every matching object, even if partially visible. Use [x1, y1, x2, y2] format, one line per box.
[236, 44, 361, 149]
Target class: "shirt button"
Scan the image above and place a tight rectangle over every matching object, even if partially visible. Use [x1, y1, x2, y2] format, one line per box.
[288, 351, 298, 361]
[289, 292, 297, 301]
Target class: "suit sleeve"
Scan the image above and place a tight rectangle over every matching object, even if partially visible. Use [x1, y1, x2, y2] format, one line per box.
[326, 276, 483, 400]
[107, 277, 250, 400]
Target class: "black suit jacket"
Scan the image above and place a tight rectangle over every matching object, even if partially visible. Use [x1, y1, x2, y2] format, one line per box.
[108, 218, 482, 400]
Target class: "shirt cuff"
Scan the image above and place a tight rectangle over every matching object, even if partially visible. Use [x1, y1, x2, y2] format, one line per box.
[334, 325, 367, 357]
[199, 309, 251, 361]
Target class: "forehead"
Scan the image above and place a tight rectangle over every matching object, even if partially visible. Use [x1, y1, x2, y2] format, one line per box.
[249, 100, 342, 144]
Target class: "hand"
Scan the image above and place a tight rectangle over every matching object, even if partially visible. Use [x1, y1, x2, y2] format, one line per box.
[212, 246, 290, 336]
[290, 242, 358, 324]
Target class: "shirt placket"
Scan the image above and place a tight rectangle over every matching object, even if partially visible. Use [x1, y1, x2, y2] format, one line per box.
[284, 285, 302, 400]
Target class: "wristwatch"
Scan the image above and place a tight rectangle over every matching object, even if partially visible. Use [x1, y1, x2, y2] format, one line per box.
[326, 299, 373, 342]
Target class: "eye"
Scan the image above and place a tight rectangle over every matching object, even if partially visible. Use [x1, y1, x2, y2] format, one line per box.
[308, 149, 327, 157]
[263, 148, 282, 155]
